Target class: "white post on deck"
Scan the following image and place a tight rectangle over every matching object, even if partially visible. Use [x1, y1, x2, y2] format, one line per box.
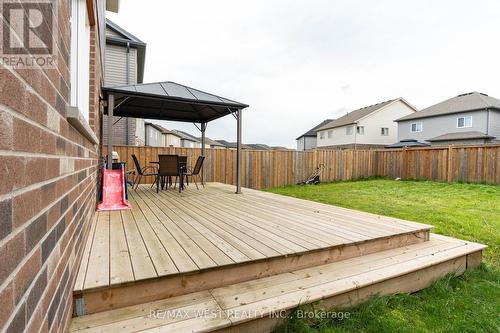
[107, 93, 114, 169]
[201, 122, 206, 186]
[236, 109, 242, 194]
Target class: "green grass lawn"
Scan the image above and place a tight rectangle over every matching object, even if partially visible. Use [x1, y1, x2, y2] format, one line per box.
[267, 179, 500, 333]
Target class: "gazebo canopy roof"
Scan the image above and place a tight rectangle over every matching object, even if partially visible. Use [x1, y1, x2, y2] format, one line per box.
[102, 81, 249, 123]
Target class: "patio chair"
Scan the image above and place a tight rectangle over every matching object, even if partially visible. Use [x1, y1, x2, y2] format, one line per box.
[183, 156, 205, 190]
[158, 155, 180, 193]
[131, 154, 158, 190]
[178, 156, 189, 187]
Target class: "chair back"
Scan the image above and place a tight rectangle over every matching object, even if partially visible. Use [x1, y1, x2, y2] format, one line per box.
[158, 155, 179, 177]
[191, 156, 205, 175]
[131, 154, 143, 175]
[178, 156, 188, 167]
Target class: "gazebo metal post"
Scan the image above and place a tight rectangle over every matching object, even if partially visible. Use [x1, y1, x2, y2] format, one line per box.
[107, 93, 114, 169]
[236, 109, 242, 194]
[200, 122, 206, 185]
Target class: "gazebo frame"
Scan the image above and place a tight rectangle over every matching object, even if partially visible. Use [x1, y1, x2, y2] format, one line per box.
[102, 81, 249, 193]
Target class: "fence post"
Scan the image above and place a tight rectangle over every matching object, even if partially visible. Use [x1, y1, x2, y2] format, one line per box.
[401, 147, 407, 179]
[447, 145, 453, 183]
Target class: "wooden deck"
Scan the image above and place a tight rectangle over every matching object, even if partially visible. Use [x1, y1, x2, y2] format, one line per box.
[74, 183, 432, 315]
[70, 234, 485, 333]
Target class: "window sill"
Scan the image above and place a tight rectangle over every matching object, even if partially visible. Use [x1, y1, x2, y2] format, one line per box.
[66, 106, 99, 145]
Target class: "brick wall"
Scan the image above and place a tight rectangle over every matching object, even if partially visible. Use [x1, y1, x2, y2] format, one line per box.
[0, 1, 103, 332]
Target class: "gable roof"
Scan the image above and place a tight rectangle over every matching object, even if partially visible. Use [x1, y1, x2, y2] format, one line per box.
[427, 131, 495, 142]
[215, 140, 251, 149]
[396, 92, 500, 122]
[106, 19, 146, 83]
[197, 137, 227, 147]
[317, 98, 409, 131]
[145, 122, 167, 133]
[173, 130, 200, 142]
[296, 119, 334, 140]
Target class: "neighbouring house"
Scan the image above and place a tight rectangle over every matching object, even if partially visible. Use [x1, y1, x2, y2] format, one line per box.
[102, 20, 147, 146]
[215, 140, 251, 149]
[0, 0, 109, 331]
[162, 129, 183, 147]
[316, 98, 417, 149]
[296, 119, 334, 151]
[395, 92, 500, 146]
[145, 122, 166, 146]
[246, 143, 272, 150]
[198, 137, 227, 149]
[174, 130, 202, 148]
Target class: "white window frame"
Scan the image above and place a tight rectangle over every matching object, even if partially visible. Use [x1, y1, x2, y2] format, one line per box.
[346, 126, 353, 135]
[410, 122, 423, 133]
[319, 131, 325, 139]
[70, 0, 91, 122]
[356, 126, 365, 135]
[381, 127, 389, 136]
[327, 130, 333, 139]
[457, 116, 472, 128]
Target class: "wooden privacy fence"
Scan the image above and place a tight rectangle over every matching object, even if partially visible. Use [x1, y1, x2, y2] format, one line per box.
[106, 145, 500, 189]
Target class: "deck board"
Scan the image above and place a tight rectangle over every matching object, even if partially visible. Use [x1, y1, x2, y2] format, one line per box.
[70, 235, 485, 333]
[75, 183, 433, 292]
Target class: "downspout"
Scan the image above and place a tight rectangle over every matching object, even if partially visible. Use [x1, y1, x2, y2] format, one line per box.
[486, 108, 490, 135]
[125, 41, 130, 145]
[353, 122, 358, 150]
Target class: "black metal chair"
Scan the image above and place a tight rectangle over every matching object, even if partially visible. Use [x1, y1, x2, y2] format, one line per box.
[131, 154, 158, 190]
[158, 155, 180, 193]
[183, 156, 205, 190]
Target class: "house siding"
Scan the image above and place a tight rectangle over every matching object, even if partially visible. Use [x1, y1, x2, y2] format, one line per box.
[397, 110, 489, 143]
[162, 133, 181, 147]
[487, 109, 500, 138]
[102, 35, 140, 146]
[317, 100, 414, 148]
[296, 136, 317, 150]
[0, 1, 104, 333]
[145, 126, 162, 146]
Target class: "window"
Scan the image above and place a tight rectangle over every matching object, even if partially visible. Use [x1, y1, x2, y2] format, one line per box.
[319, 131, 325, 139]
[327, 130, 333, 139]
[381, 127, 389, 136]
[457, 116, 472, 128]
[70, 0, 90, 121]
[346, 126, 353, 135]
[356, 126, 364, 135]
[411, 122, 423, 133]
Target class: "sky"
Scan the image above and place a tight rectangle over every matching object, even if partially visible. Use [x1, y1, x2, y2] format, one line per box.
[107, 0, 500, 148]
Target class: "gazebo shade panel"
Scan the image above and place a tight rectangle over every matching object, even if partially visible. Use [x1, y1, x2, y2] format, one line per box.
[102, 81, 248, 123]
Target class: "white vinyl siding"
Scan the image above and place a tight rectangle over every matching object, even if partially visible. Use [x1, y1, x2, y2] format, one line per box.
[70, 0, 90, 121]
[346, 126, 353, 135]
[104, 44, 137, 85]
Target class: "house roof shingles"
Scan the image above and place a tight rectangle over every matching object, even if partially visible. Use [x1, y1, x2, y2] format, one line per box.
[296, 119, 334, 140]
[427, 131, 495, 142]
[396, 92, 500, 122]
[317, 99, 398, 131]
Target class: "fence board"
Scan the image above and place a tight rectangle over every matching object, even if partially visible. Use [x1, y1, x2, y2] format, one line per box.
[105, 145, 500, 189]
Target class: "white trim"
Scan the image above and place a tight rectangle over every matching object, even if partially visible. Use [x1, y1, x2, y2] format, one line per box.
[457, 116, 472, 128]
[410, 122, 423, 133]
[70, 0, 90, 122]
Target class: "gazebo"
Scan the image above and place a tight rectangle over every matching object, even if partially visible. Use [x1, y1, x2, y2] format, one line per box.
[102, 81, 249, 193]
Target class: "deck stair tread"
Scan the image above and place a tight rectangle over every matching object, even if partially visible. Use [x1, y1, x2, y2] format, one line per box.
[70, 234, 485, 333]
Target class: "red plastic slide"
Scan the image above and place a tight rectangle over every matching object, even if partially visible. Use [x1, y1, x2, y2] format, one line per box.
[97, 168, 132, 211]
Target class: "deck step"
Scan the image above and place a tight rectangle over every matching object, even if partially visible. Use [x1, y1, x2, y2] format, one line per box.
[69, 234, 485, 333]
